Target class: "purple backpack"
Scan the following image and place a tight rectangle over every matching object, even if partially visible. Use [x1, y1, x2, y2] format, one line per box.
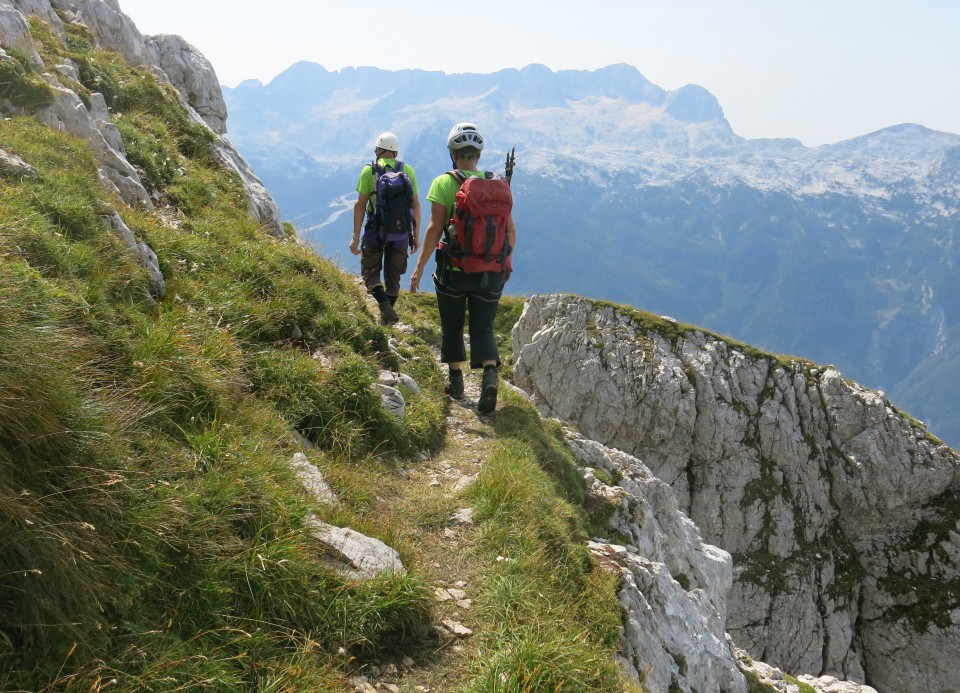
[364, 160, 414, 248]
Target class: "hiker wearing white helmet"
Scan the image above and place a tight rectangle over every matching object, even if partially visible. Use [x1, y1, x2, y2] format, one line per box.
[409, 122, 516, 414]
[352, 131, 421, 325]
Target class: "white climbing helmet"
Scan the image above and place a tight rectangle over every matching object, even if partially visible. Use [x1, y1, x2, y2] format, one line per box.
[447, 122, 484, 151]
[375, 132, 399, 152]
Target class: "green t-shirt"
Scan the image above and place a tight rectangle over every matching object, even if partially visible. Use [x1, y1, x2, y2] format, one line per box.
[356, 158, 419, 212]
[426, 169, 486, 221]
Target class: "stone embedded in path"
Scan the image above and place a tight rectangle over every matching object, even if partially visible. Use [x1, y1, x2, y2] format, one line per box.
[440, 619, 473, 638]
[453, 474, 478, 492]
[350, 677, 377, 693]
[305, 517, 405, 580]
[450, 508, 474, 525]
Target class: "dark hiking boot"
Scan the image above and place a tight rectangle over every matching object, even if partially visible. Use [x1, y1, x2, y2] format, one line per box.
[477, 366, 499, 414]
[447, 368, 464, 399]
[378, 299, 399, 325]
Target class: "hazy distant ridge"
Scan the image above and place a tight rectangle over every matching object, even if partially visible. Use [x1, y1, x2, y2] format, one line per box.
[223, 62, 960, 447]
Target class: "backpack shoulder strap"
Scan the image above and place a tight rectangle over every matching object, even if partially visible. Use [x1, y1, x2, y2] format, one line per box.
[447, 169, 467, 184]
[393, 160, 403, 172]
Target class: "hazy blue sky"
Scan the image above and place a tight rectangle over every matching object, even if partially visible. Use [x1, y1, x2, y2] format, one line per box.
[118, 0, 959, 147]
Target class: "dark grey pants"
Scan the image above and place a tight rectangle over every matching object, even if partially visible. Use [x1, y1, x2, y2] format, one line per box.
[433, 264, 507, 368]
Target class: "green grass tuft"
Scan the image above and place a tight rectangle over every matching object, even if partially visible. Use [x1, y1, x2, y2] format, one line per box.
[462, 435, 632, 691]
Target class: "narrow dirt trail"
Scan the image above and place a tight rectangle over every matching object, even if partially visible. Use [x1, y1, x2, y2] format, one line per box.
[351, 366, 502, 693]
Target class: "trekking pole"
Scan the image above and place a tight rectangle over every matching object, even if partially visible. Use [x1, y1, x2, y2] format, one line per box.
[504, 147, 516, 186]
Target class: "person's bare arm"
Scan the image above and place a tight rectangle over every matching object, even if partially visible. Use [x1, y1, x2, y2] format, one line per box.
[350, 193, 369, 255]
[409, 201, 447, 293]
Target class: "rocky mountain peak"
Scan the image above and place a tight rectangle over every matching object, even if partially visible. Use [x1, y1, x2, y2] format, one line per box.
[665, 83, 726, 123]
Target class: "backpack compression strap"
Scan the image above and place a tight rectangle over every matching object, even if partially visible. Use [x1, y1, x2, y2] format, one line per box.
[367, 160, 380, 214]
[368, 159, 403, 207]
[445, 170, 466, 249]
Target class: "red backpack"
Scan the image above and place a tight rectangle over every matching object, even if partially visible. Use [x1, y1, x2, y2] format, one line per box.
[441, 170, 513, 273]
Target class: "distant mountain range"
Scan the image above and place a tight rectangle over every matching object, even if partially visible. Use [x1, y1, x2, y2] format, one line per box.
[222, 62, 960, 446]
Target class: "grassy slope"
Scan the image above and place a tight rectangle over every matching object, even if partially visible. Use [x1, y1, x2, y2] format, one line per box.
[0, 15, 640, 693]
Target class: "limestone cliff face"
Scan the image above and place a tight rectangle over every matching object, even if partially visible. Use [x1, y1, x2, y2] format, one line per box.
[513, 294, 960, 693]
[1, 0, 281, 234]
[569, 432, 749, 692]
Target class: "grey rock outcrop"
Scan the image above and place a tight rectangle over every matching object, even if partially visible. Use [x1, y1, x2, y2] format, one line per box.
[144, 33, 226, 135]
[376, 384, 405, 418]
[35, 83, 152, 206]
[289, 451, 339, 507]
[374, 370, 422, 419]
[570, 432, 747, 692]
[305, 519, 405, 580]
[101, 211, 165, 300]
[514, 293, 960, 693]
[209, 138, 284, 236]
[289, 452, 403, 580]
[0, 147, 38, 179]
[0, 4, 44, 67]
[3, 0, 283, 234]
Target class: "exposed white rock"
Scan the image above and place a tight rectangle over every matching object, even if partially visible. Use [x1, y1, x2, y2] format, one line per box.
[0, 3, 46, 68]
[379, 370, 421, 396]
[100, 211, 165, 299]
[32, 84, 153, 206]
[514, 293, 960, 693]
[376, 383, 405, 418]
[571, 432, 732, 613]
[210, 136, 284, 236]
[3, 0, 283, 232]
[51, 0, 146, 66]
[794, 673, 879, 693]
[575, 427, 747, 692]
[374, 370, 423, 419]
[145, 33, 226, 134]
[0, 147, 38, 179]
[305, 517, 405, 580]
[449, 508, 474, 525]
[289, 451, 339, 506]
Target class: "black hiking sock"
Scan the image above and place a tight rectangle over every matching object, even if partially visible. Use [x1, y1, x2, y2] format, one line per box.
[477, 366, 499, 414]
[447, 368, 464, 399]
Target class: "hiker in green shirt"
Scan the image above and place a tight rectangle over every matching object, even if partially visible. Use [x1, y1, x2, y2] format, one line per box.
[352, 132, 421, 325]
[409, 123, 516, 414]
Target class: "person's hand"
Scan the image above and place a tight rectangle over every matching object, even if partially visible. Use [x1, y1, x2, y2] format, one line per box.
[410, 235, 420, 254]
[409, 268, 421, 293]
[349, 238, 361, 255]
